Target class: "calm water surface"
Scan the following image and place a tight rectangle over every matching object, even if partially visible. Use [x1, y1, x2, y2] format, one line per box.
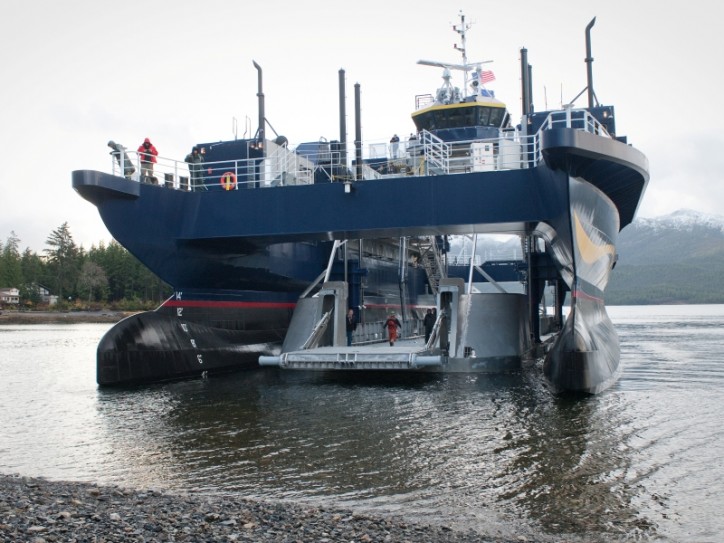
[1, 305, 723, 542]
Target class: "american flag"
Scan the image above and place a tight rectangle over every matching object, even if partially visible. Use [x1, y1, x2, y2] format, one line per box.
[480, 69, 495, 84]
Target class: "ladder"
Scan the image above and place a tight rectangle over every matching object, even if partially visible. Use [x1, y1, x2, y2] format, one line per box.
[414, 236, 446, 296]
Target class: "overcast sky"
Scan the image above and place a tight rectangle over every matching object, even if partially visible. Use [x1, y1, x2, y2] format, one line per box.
[2, 0, 722, 252]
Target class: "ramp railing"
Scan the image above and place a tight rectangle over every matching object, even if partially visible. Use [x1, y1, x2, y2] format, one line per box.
[300, 310, 332, 350]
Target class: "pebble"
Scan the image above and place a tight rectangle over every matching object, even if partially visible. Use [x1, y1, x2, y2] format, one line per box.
[0, 474, 520, 542]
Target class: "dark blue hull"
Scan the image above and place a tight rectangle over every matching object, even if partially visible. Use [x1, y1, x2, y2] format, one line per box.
[75, 122, 648, 392]
[75, 14, 651, 392]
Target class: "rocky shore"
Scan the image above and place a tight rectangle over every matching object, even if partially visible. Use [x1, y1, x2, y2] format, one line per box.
[0, 475, 516, 543]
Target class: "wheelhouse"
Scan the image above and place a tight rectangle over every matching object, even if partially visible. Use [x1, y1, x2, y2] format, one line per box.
[412, 101, 508, 132]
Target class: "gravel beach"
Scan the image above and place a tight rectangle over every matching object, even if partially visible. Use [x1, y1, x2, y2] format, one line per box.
[0, 475, 515, 543]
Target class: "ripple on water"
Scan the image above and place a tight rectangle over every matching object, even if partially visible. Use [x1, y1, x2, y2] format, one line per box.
[2, 309, 724, 541]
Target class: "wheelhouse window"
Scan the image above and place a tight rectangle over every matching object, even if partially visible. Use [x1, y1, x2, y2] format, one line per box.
[414, 105, 506, 131]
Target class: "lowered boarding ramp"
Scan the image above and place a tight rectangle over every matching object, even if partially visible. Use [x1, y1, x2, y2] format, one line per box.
[259, 278, 535, 373]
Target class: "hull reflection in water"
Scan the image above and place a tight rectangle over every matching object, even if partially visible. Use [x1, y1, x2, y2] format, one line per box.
[4, 307, 724, 542]
[95, 369, 652, 539]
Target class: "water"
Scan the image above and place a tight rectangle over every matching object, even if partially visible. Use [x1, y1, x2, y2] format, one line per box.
[1, 305, 723, 542]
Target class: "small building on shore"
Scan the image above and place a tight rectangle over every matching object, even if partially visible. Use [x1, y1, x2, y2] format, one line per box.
[0, 287, 20, 306]
[35, 284, 58, 306]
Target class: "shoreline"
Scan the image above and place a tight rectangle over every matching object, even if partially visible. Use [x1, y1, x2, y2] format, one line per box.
[0, 310, 131, 325]
[0, 474, 506, 542]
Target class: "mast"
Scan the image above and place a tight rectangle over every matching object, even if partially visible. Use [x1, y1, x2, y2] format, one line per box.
[417, 12, 492, 101]
[452, 11, 471, 93]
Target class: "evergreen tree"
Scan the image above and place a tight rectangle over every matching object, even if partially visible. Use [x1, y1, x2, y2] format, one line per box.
[44, 222, 80, 301]
[91, 240, 132, 300]
[20, 248, 44, 286]
[88, 240, 170, 303]
[0, 232, 23, 288]
[77, 260, 109, 303]
[20, 248, 45, 306]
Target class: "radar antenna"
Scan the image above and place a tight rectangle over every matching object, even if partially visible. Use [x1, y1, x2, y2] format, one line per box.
[417, 11, 492, 98]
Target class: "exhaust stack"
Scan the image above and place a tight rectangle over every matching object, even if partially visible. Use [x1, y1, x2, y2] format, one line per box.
[585, 17, 596, 108]
[252, 60, 265, 146]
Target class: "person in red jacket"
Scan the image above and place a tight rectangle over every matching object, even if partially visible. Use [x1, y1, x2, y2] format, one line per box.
[137, 137, 158, 183]
[384, 313, 402, 346]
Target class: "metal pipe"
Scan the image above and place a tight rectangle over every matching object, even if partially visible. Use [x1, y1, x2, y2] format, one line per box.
[520, 48, 530, 116]
[411, 355, 443, 368]
[252, 60, 265, 145]
[324, 240, 343, 282]
[300, 270, 327, 299]
[528, 64, 534, 112]
[359, 239, 364, 320]
[474, 264, 507, 293]
[585, 17, 596, 109]
[399, 236, 408, 322]
[354, 83, 362, 181]
[467, 234, 477, 294]
[339, 69, 347, 167]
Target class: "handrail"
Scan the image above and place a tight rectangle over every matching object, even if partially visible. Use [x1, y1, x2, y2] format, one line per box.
[424, 310, 445, 351]
[301, 310, 332, 350]
[108, 107, 611, 191]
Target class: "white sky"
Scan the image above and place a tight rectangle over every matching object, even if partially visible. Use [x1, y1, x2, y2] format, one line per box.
[2, 0, 722, 252]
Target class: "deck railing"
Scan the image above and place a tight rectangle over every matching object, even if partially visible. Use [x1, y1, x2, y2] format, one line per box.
[109, 108, 611, 191]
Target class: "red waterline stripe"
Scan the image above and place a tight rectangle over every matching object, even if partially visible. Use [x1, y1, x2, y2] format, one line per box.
[163, 300, 296, 309]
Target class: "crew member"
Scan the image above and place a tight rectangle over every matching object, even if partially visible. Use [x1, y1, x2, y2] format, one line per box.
[384, 313, 402, 347]
[138, 137, 158, 183]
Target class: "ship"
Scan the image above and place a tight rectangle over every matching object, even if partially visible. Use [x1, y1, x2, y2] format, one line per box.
[72, 14, 648, 394]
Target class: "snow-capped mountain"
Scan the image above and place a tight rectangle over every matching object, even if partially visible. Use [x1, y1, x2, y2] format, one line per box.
[611, 209, 724, 304]
[618, 209, 724, 266]
[631, 209, 724, 234]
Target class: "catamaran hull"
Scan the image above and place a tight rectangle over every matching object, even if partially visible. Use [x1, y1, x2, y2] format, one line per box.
[542, 176, 622, 394]
[96, 310, 284, 386]
[74, 120, 647, 393]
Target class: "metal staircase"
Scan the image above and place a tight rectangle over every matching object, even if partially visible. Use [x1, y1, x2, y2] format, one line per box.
[420, 130, 450, 175]
[413, 236, 447, 296]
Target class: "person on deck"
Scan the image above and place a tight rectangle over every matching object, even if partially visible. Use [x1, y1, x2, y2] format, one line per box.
[137, 137, 158, 183]
[107, 141, 135, 179]
[184, 146, 205, 189]
[384, 313, 402, 347]
[423, 308, 436, 343]
[390, 134, 400, 159]
[346, 309, 357, 347]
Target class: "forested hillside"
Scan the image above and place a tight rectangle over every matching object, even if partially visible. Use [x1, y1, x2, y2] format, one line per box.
[606, 210, 724, 305]
[0, 224, 171, 309]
